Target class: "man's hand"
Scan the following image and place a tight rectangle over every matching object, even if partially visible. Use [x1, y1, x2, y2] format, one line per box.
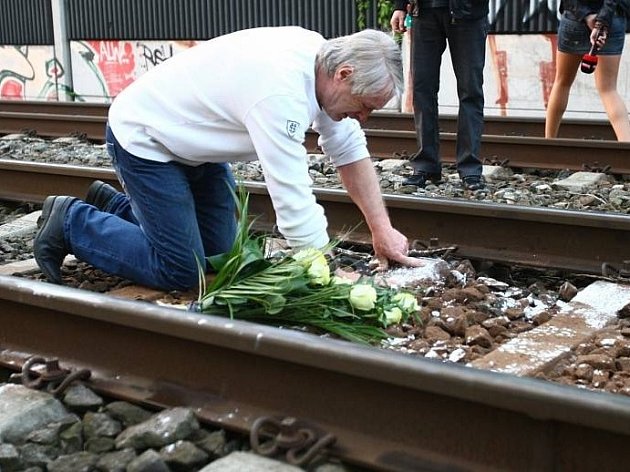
[372, 226, 424, 270]
[337, 158, 423, 271]
[391, 10, 407, 34]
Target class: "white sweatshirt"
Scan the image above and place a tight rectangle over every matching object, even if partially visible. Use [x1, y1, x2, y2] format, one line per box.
[108, 26, 369, 250]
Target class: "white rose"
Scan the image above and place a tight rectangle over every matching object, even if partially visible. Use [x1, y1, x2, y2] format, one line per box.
[307, 254, 331, 286]
[349, 284, 377, 311]
[392, 292, 419, 313]
[292, 248, 330, 286]
[384, 306, 403, 325]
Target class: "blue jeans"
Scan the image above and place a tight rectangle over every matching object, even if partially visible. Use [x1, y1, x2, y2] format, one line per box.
[410, 8, 487, 177]
[64, 125, 237, 290]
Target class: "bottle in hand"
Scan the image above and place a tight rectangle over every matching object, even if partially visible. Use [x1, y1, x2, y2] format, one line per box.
[580, 26, 606, 74]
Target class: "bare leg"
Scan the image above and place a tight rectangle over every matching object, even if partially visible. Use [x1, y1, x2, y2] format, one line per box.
[545, 51, 581, 138]
[595, 55, 630, 141]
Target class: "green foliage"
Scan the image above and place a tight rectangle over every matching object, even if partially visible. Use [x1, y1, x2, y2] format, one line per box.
[355, 0, 395, 31]
[194, 185, 422, 345]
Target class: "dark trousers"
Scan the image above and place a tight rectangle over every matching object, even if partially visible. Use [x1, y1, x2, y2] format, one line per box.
[410, 8, 487, 177]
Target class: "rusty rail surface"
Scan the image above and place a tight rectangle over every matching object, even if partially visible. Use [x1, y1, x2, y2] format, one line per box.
[0, 100, 617, 139]
[365, 111, 617, 140]
[1, 159, 628, 275]
[1, 275, 630, 471]
[2, 101, 628, 174]
[305, 130, 630, 173]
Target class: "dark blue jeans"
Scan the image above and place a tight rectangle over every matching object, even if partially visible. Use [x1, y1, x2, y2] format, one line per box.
[410, 8, 487, 177]
[64, 126, 237, 290]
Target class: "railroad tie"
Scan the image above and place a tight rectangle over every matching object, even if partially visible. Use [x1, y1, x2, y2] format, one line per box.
[469, 280, 630, 376]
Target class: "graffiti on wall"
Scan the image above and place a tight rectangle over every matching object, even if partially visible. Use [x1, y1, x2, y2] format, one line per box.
[81, 41, 136, 98]
[139, 43, 174, 70]
[1, 33, 628, 119]
[0, 40, 195, 102]
[0, 45, 75, 100]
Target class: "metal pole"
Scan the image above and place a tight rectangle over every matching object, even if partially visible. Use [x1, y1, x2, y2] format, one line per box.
[50, 0, 74, 101]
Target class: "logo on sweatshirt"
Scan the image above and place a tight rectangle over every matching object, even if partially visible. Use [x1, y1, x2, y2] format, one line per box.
[286, 120, 300, 138]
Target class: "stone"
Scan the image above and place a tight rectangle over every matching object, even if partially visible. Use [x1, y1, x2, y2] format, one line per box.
[95, 448, 137, 472]
[62, 384, 103, 412]
[160, 439, 209, 469]
[126, 449, 169, 472]
[199, 451, 303, 471]
[482, 165, 513, 182]
[465, 325, 493, 348]
[376, 159, 407, 172]
[375, 257, 450, 289]
[195, 430, 228, 459]
[0, 443, 20, 471]
[104, 401, 153, 427]
[82, 412, 121, 439]
[115, 407, 199, 450]
[47, 451, 98, 472]
[552, 171, 607, 193]
[0, 211, 40, 239]
[0, 384, 68, 443]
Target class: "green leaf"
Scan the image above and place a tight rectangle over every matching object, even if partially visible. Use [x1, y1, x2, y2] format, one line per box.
[235, 258, 272, 282]
[206, 252, 231, 272]
[263, 294, 286, 314]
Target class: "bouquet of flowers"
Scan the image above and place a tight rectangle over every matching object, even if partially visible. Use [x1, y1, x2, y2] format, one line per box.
[193, 187, 420, 344]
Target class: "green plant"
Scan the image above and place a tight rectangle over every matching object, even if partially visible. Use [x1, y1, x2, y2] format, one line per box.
[355, 0, 395, 31]
[193, 185, 421, 345]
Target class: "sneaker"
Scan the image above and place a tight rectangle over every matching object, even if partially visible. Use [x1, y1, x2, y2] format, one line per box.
[462, 175, 486, 190]
[85, 180, 118, 211]
[33, 196, 77, 284]
[402, 172, 442, 188]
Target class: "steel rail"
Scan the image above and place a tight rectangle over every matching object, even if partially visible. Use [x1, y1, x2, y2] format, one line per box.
[365, 111, 617, 140]
[247, 182, 630, 274]
[304, 130, 630, 174]
[1, 275, 630, 471]
[0, 111, 107, 142]
[2, 102, 629, 174]
[0, 100, 109, 116]
[0, 160, 118, 203]
[0, 100, 617, 139]
[0, 159, 628, 274]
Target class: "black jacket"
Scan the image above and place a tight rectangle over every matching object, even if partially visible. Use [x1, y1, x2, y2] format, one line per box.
[559, 0, 620, 27]
[394, 0, 489, 21]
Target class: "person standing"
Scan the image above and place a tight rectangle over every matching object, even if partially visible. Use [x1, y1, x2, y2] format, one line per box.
[391, 0, 489, 190]
[33, 27, 423, 291]
[545, 0, 630, 141]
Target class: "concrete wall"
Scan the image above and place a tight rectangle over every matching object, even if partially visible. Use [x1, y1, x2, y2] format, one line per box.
[2, 34, 629, 120]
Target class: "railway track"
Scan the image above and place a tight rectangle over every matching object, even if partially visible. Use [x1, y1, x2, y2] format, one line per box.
[0, 100, 618, 139]
[2, 274, 630, 472]
[0, 159, 628, 275]
[2, 100, 629, 174]
[2, 107, 630, 471]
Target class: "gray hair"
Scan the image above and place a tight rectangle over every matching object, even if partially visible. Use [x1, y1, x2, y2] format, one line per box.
[317, 29, 403, 99]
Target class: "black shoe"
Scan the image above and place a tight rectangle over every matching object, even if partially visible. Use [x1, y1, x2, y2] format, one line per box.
[402, 172, 442, 188]
[85, 180, 118, 211]
[462, 175, 486, 190]
[34, 196, 77, 284]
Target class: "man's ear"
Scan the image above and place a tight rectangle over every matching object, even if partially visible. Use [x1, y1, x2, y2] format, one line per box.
[336, 65, 354, 82]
